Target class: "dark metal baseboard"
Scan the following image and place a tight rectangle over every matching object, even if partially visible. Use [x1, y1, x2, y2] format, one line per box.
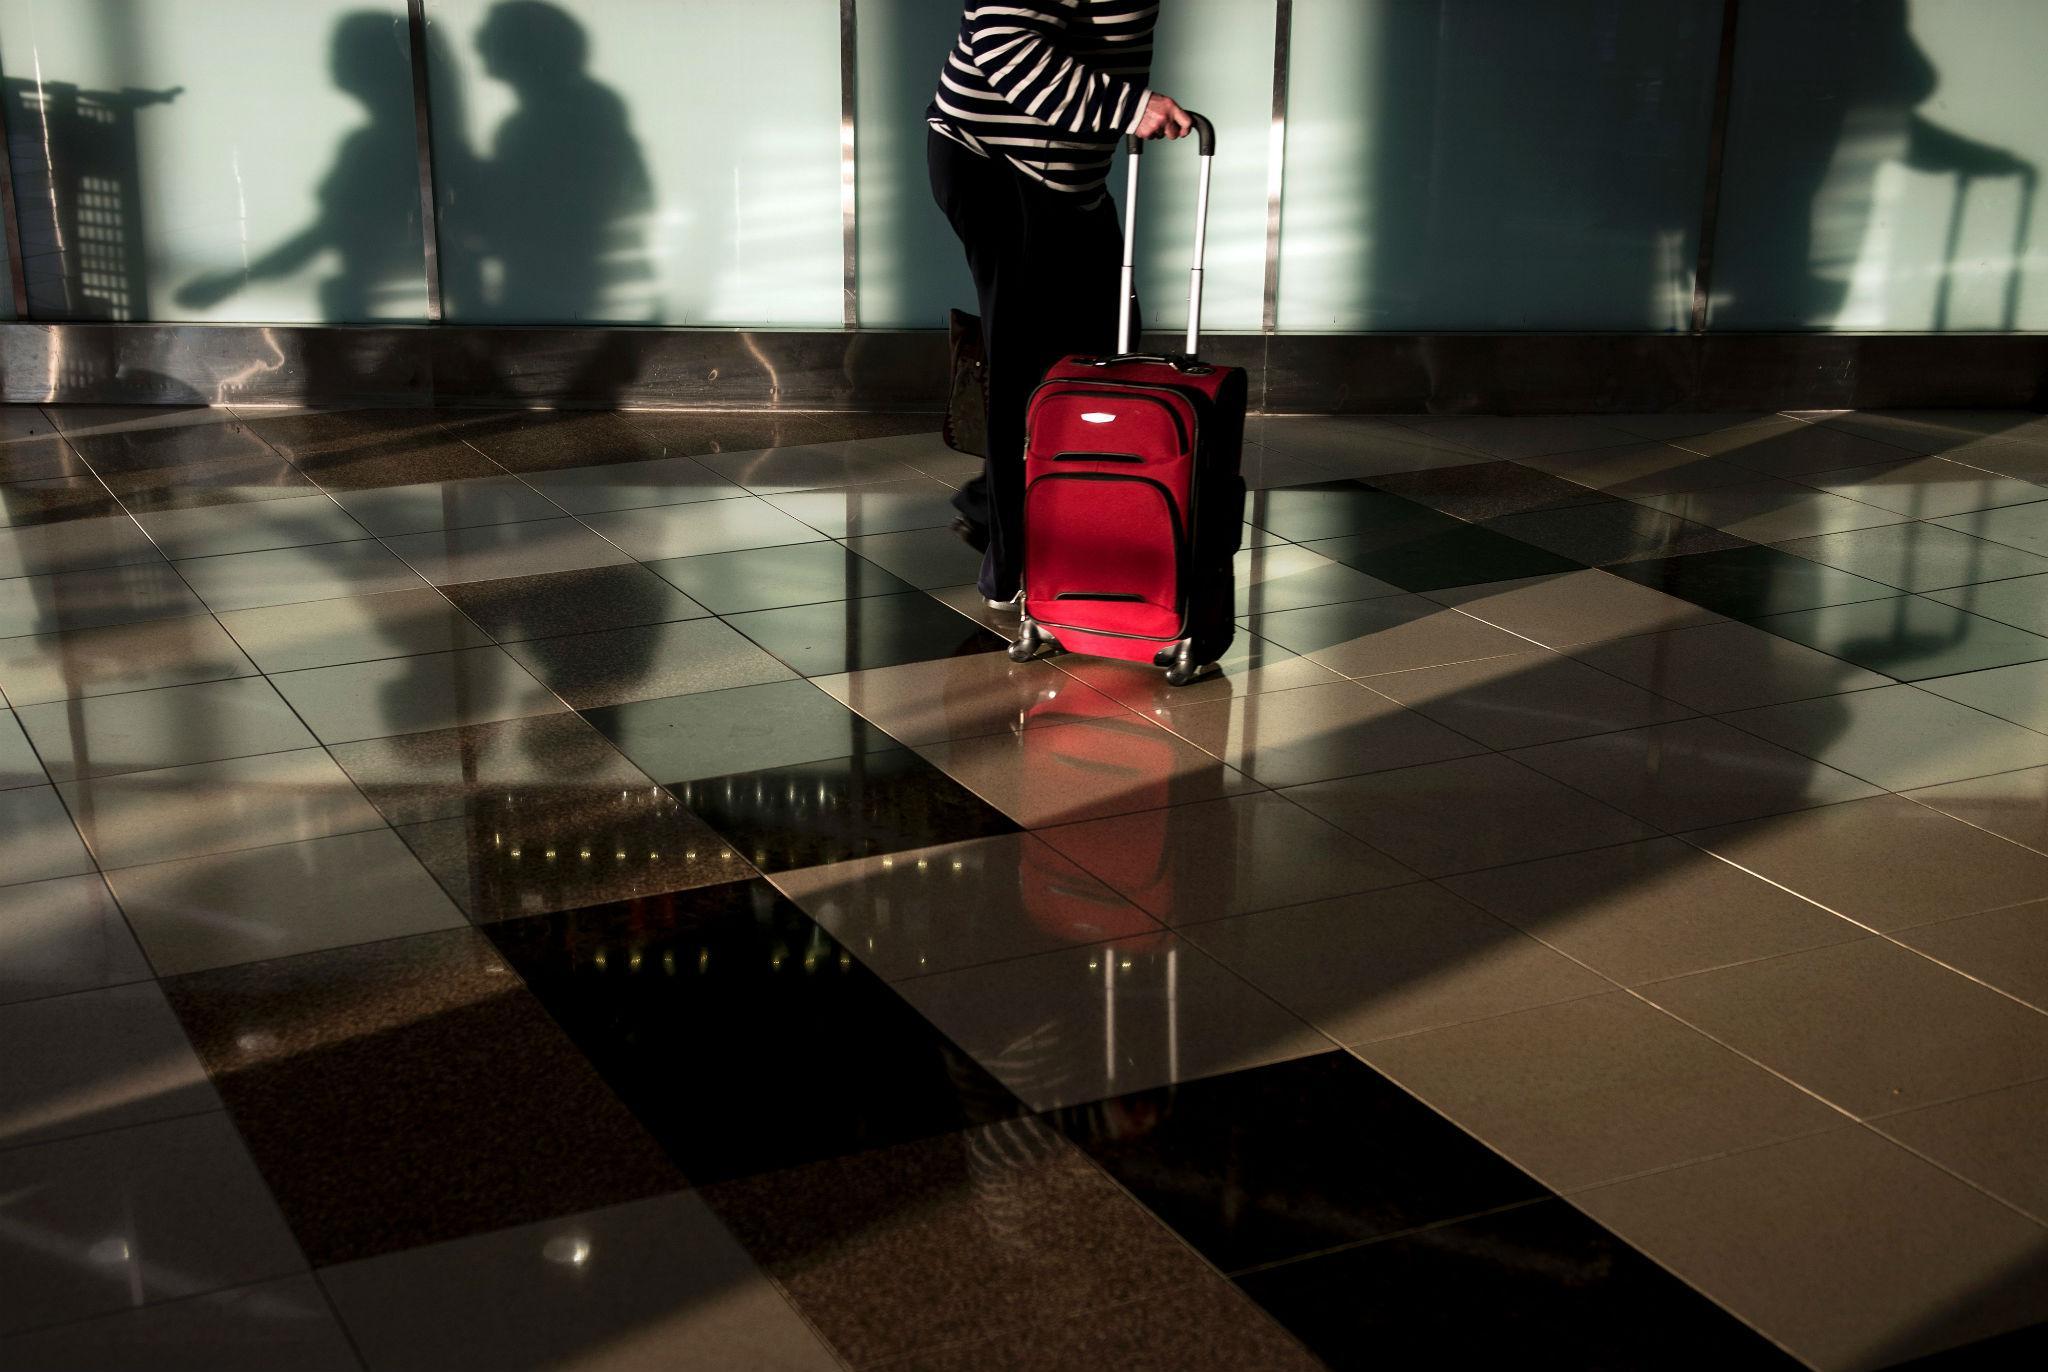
[2, 322, 2042, 413]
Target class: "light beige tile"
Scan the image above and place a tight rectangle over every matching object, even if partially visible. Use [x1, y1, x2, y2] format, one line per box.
[14, 676, 316, 782]
[840, 526, 984, 590]
[1573, 1128, 2048, 1371]
[329, 475, 564, 537]
[913, 716, 1259, 828]
[1877, 1077, 2048, 1225]
[0, 875, 148, 1006]
[1906, 766, 2048, 855]
[1053, 630, 1344, 712]
[1897, 901, 2048, 1012]
[897, 933, 1328, 1111]
[1917, 660, 2048, 734]
[1359, 992, 1843, 1191]
[1428, 570, 1722, 648]
[0, 1113, 306, 1337]
[775, 834, 1158, 980]
[0, 614, 256, 705]
[1934, 500, 2048, 558]
[0, 562, 207, 639]
[132, 493, 368, 558]
[1634, 480, 1905, 543]
[0, 982, 219, 1149]
[319, 1193, 839, 1372]
[1243, 593, 1536, 679]
[269, 645, 566, 744]
[1444, 838, 1863, 985]
[1, 786, 96, 892]
[1517, 440, 1759, 497]
[1570, 619, 1890, 713]
[1643, 938, 2048, 1119]
[1234, 543, 1403, 615]
[1723, 684, 2048, 791]
[697, 441, 922, 494]
[0, 514, 161, 578]
[58, 749, 386, 869]
[579, 497, 826, 560]
[1188, 882, 1610, 1047]
[1773, 522, 2048, 593]
[1687, 794, 2048, 932]
[1, 707, 45, 789]
[0, 1274, 357, 1372]
[1151, 680, 1484, 788]
[818, 653, 1130, 746]
[1283, 753, 1656, 877]
[383, 517, 632, 586]
[107, 828, 465, 975]
[1511, 716, 1881, 833]
[217, 587, 492, 673]
[1363, 648, 1694, 748]
[762, 476, 960, 539]
[1675, 414, 1908, 476]
[1038, 791, 1414, 927]
[175, 539, 429, 612]
[1808, 457, 2048, 519]
[1927, 573, 2048, 636]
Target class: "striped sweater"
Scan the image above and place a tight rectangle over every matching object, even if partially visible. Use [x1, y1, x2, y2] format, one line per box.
[929, 1, 1157, 199]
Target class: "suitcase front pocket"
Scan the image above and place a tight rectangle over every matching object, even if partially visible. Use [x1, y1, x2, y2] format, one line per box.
[1023, 472, 1185, 640]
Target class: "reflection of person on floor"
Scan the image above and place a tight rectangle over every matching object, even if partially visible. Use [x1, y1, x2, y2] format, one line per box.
[927, 0, 1192, 607]
[468, 0, 653, 321]
[176, 12, 425, 319]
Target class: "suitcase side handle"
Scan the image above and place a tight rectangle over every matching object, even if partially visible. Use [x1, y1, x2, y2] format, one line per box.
[1116, 111, 1217, 359]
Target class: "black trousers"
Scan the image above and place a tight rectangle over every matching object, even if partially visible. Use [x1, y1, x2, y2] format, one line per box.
[927, 130, 1131, 599]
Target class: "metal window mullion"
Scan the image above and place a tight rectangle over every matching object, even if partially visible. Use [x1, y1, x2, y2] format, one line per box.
[1262, 0, 1292, 335]
[1690, 0, 1742, 335]
[406, 0, 445, 322]
[840, 0, 859, 330]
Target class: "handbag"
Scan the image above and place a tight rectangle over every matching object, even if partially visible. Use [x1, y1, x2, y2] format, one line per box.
[943, 308, 989, 458]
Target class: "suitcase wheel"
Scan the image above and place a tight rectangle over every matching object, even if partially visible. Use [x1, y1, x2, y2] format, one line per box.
[1010, 619, 1055, 663]
[1160, 641, 1216, 688]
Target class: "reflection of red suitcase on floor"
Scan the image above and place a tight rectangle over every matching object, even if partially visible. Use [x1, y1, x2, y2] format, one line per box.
[1010, 113, 1247, 687]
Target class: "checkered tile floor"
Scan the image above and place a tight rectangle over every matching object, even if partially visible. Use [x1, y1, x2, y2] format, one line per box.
[4, 403, 2048, 1369]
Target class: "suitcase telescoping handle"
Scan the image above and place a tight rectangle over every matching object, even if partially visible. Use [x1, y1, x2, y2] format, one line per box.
[1114, 111, 1218, 360]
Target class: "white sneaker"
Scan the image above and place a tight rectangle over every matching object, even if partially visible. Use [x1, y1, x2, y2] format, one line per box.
[984, 593, 1022, 614]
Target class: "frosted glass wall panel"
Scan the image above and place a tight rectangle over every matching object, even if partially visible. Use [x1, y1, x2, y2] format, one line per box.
[1710, 0, 2048, 331]
[1278, 0, 1722, 332]
[853, 0, 973, 328]
[1132, 0, 1276, 334]
[0, 0, 426, 322]
[424, 0, 842, 326]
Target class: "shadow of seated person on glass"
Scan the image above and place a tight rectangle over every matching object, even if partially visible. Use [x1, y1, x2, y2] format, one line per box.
[175, 12, 426, 321]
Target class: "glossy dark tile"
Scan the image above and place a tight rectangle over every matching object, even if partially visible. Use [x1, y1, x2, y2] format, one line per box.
[672, 747, 1019, 872]
[585, 678, 898, 784]
[440, 563, 709, 642]
[701, 1117, 1214, 1367]
[1607, 543, 1903, 619]
[398, 785, 747, 922]
[0, 476, 121, 528]
[443, 410, 675, 473]
[263, 422, 501, 492]
[485, 878, 1022, 1183]
[1750, 595, 2048, 682]
[1483, 501, 1748, 566]
[1369, 461, 1605, 522]
[163, 927, 683, 1265]
[1236, 1199, 1801, 1371]
[1247, 482, 1421, 542]
[1051, 1052, 1543, 1273]
[328, 712, 654, 826]
[649, 542, 916, 614]
[728, 591, 1009, 676]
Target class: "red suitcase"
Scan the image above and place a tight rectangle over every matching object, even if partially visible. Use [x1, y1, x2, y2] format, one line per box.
[1009, 113, 1247, 687]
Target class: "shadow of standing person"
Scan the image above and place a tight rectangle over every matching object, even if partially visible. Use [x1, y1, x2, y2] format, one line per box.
[469, 0, 654, 326]
[175, 11, 426, 322]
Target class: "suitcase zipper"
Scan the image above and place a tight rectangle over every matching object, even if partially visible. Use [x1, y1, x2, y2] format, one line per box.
[1023, 471, 1190, 642]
